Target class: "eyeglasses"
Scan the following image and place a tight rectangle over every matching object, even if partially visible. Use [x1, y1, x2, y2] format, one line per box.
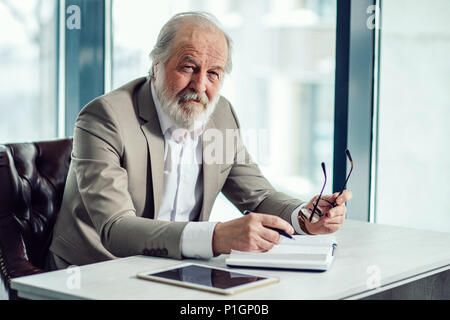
[308, 149, 354, 223]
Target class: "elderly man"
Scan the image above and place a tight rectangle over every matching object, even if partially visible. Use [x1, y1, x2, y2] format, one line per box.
[48, 12, 352, 269]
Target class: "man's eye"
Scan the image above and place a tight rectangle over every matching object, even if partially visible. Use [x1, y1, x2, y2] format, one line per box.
[184, 65, 194, 70]
[208, 71, 219, 79]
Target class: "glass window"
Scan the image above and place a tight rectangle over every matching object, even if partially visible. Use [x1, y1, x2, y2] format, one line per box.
[112, 0, 337, 221]
[0, 0, 58, 143]
[375, 0, 450, 232]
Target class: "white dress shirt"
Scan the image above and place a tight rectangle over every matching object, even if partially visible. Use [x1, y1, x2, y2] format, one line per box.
[151, 82, 306, 260]
[152, 83, 218, 259]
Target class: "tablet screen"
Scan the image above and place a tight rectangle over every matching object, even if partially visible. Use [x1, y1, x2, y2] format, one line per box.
[147, 264, 267, 290]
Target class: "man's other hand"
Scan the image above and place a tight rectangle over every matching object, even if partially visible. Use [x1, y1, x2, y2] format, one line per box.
[303, 190, 352, 235]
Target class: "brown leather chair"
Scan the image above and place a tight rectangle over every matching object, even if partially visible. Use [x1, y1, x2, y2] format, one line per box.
[0, 138, 72, 299]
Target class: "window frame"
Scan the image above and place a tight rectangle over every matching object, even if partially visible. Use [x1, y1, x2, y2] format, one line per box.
[333, 0, 377, 222]
[62, 0, 106, 137]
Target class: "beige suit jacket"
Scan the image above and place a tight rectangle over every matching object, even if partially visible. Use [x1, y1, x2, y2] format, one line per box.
[49, 77, 304, 267]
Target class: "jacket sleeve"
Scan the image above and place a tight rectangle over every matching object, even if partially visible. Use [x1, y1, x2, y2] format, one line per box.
[73, 97, 188, 259]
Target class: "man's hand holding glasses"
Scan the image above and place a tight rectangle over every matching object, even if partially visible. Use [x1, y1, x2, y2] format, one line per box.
[300, 190, 352, 234]
[298, 149, 354, 235]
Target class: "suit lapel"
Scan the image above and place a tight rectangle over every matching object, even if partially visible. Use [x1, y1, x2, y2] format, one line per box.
[199, 116, 221, 221]
[136, 79, 164, 219]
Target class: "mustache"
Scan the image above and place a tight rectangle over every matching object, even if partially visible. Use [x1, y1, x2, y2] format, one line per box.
[178, 89, 209, 106]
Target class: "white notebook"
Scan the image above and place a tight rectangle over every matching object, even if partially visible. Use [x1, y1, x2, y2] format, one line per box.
[226, 235, 337, 271]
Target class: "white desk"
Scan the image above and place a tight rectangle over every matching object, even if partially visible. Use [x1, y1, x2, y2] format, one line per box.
[11, 220, 450, 300]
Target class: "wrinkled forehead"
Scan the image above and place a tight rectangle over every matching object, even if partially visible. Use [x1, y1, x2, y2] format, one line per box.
[170, 23, 228, 66]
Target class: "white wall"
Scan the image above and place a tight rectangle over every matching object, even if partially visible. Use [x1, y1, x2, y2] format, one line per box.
[376, 0, 450, 232]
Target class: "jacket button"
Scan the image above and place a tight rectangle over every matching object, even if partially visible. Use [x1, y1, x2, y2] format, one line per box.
[162, 249, 168, 256]
[156, 249, 162, 256]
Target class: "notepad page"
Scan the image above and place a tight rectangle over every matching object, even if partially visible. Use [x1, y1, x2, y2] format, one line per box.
[227, 235, 336, 269]
[230, 235, 335, 256]
[280, 235, 337, 247]
[230, 245, 331, 256]
[230, 250, 332, 263]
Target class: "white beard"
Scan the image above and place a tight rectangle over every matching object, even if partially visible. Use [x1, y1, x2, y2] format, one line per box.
[153, 68, 220, 131]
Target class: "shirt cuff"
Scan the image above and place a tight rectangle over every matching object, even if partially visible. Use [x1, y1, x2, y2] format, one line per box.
[181, 221, 218, 259]
[291, 203, 308, 235]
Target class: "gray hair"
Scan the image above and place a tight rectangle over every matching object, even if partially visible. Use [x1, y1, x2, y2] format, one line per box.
[149, 11, 233, 78]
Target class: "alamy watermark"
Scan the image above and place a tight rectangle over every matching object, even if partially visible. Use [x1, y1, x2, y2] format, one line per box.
[66, 5, 81, 30]
[66, 265, 81, 290]
[167, 125, 272, 167]
[366, 265, 381, 290]
[366, 4, 380, 30]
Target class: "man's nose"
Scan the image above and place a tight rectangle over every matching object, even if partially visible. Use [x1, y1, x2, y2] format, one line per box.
[189, 71, 207, 93]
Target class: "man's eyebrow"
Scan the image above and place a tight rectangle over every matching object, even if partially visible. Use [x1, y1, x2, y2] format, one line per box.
[180, 56, 200, 65]
[179, 56, 225, 72]
[210, 65, 225, 73]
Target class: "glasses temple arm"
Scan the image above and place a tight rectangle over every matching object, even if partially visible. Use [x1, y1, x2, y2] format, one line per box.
[310, 162, 327, 222]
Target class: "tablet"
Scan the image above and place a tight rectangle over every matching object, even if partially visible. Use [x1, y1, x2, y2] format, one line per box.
[136, 263, 279, 295]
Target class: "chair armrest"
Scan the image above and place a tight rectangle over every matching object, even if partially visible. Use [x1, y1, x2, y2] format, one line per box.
[0, 145, 44, 299]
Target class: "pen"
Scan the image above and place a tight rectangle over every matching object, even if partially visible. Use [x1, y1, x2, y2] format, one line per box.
[243, 210, 294, 240]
